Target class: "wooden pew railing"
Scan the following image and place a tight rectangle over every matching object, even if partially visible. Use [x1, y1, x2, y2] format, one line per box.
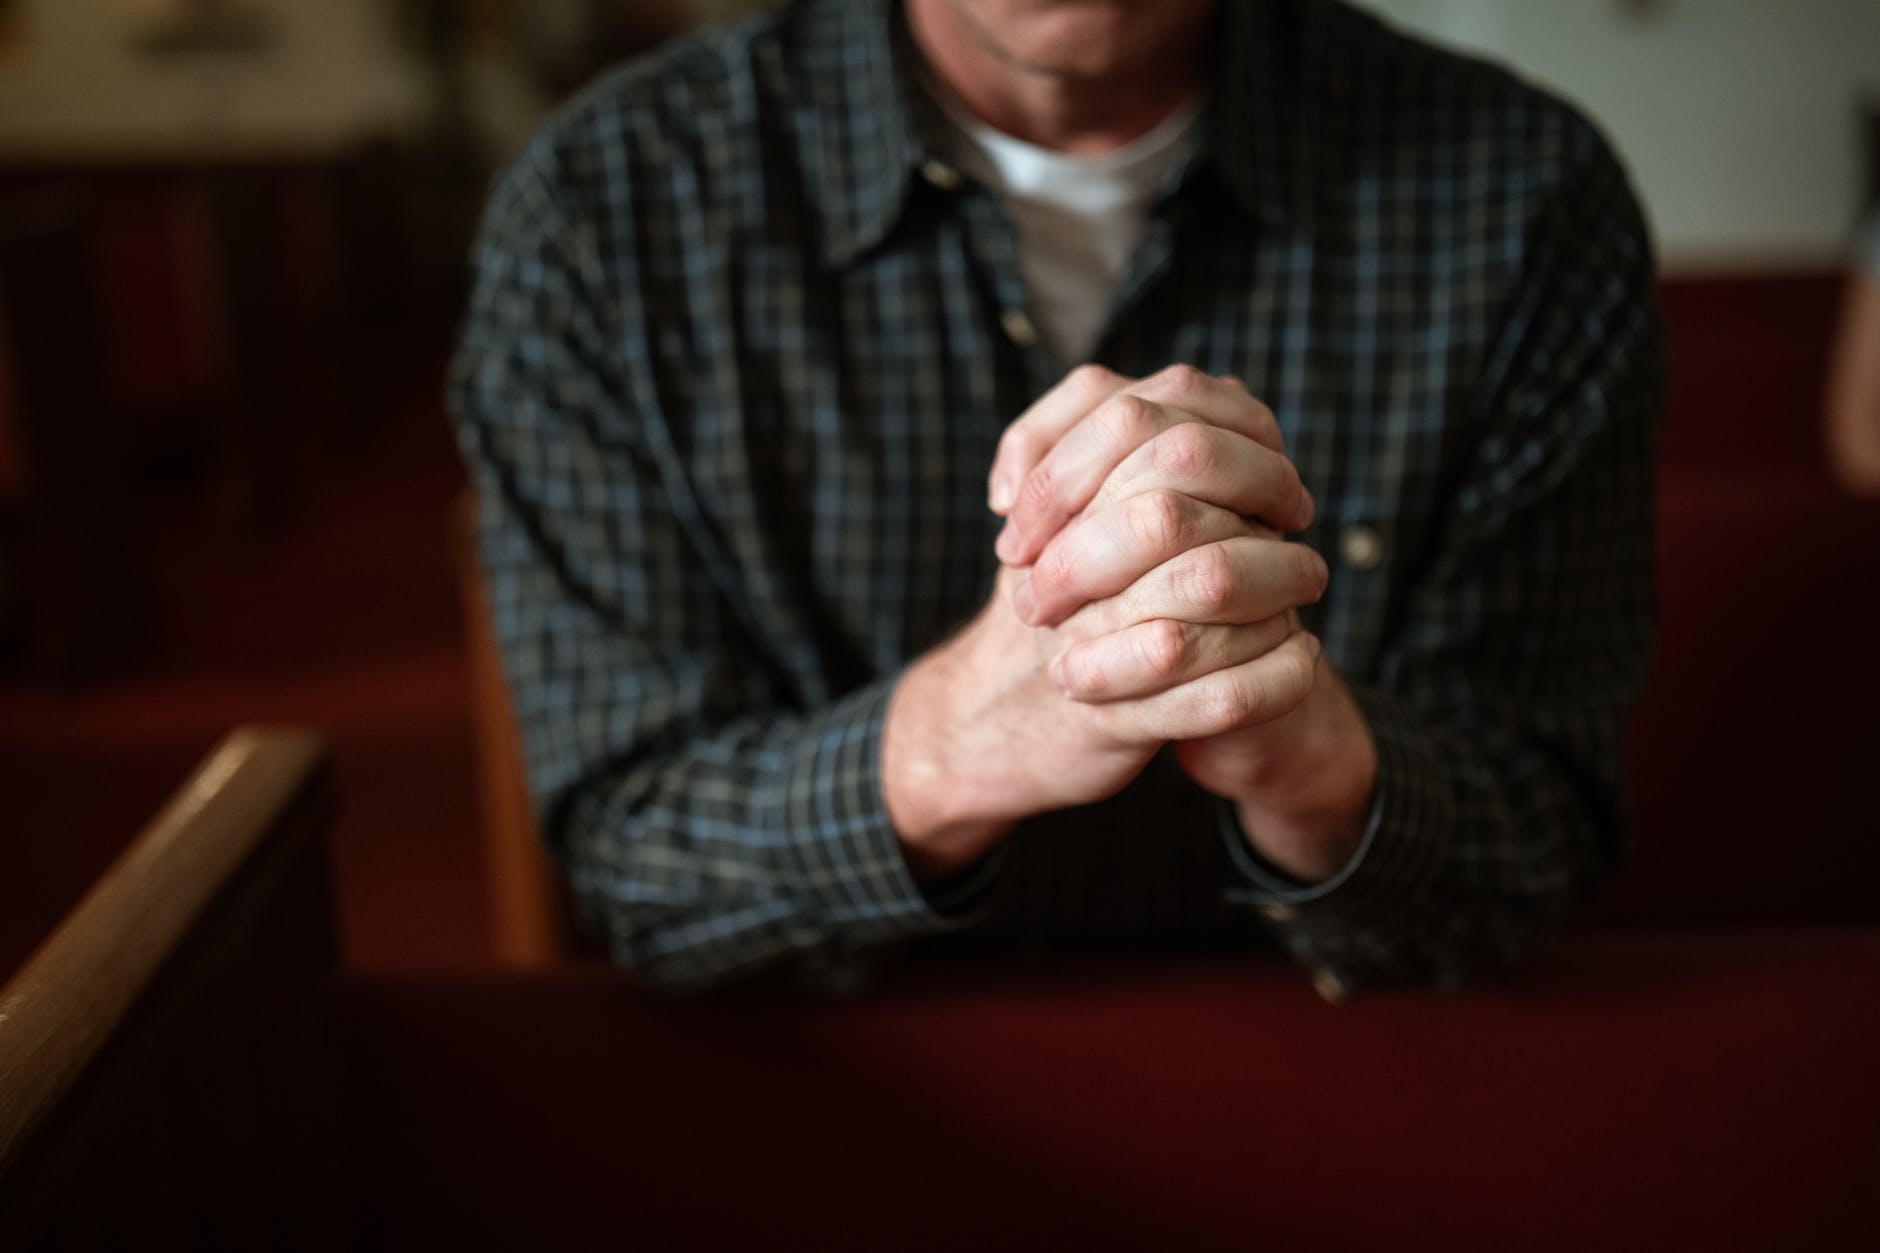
[0, 728, 339, 1252]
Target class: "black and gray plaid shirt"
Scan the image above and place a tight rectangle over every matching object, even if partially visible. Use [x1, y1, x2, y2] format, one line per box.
[451, 0, 1663, 995]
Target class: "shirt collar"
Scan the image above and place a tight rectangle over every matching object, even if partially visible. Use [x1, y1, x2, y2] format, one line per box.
[812, 0, 1310, 270]
[813, 0, 940, 268]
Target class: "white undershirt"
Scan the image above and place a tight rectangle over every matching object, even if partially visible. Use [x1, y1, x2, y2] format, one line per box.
[934, 91, 1204, 365]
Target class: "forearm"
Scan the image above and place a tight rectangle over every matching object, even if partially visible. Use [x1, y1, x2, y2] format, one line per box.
[881, 611, 1021, 884]
[1209, 659, 1378, 884]
[1223, 680, 1624, 994]
[549, 675, 983, 992]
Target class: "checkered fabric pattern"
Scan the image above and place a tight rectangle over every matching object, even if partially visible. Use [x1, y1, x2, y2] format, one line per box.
[450, 0, 1664, 994]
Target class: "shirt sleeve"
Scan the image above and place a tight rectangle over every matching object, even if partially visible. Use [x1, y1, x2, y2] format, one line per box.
[1220, 121, 1666, 996]
[449, 146, 987, 994]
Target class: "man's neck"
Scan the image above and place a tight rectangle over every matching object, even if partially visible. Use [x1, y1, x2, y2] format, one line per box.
[905, 0, 1210, 156]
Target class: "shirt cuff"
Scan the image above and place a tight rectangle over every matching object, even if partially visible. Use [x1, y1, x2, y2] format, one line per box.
[919, 844, 1008, 919]
[1220, 681, 1450, 926]
[767, 678, 997, 943]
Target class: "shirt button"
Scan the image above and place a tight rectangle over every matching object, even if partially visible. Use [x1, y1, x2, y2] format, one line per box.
[1339, 524, 1384, 571]
[920, 159, 964, 191]
[1000, 308, 1039, 347]
[1260, 903, 1298, 923]
[1312, 969, 1352, 1005]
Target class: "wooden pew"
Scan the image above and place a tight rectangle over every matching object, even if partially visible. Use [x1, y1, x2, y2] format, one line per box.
[0, 728, 339, 1252]
[0, 184, 145, 677]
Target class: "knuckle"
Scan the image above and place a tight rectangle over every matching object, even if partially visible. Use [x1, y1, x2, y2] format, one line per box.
[1069, 363, 1121, 394]
[1250, 399, 1283, 450]
[1036, 540, 1077, 597]
[1129, 489, 1191, 554]
[1152, 422, 1214, 480]
[1180, 545, 1235, 615]
[1275, 454, 1304, 508]
[1017, 460, 1058, 512]
[1248, 394, 1278, 430]
[1197, 677, 1255, 732]
[1151, 363, 1208, 403]
[1139, 618, 1191, 679]
[1098, 393, 1158, 447]
[1256, 653, 1314, 721]
[997, 427, 1037, 467]
[1289, 469, 1316, 528]
[1064, 646, 1108, 698]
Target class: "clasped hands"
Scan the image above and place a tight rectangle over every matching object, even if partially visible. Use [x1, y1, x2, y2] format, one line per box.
[884, 364, 1376, 888]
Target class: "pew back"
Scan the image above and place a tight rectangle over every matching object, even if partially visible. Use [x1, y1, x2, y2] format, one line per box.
[0, 728, 339, 1252]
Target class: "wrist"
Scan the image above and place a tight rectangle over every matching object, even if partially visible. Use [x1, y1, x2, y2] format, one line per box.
[1200, 665, 1377, 883]
[882, 622, 1015, 884]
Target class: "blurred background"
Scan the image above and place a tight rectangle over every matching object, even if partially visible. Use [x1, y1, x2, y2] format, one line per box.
[1, 0, 1876, 980]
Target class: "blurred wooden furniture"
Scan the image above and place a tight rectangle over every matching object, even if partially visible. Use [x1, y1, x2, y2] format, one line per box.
[0, 184, 145, 677]
[0, 135, 405, 531]
[0, 728, 339, 1252]
[453, 489, 585, 968]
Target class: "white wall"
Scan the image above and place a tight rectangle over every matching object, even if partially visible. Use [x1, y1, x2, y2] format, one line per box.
[1364, 0, 1880, 272]
[0, 0, 427, 158]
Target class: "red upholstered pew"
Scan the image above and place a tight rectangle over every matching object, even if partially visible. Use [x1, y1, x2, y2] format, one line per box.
[338, 936, 1880, 1252]
[1610, 466, 1880, 926]
[1605, 270, 1880, 927]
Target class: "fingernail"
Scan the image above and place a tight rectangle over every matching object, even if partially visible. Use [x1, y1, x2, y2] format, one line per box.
[995, 520, 1023, 565]
[1305, 632, 1323, 659]
[989, 469, 1014, 514]
[1011, 572, 1036, 623]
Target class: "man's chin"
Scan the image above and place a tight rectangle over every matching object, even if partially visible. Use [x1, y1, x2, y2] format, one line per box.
[946, 0, 1214, 83]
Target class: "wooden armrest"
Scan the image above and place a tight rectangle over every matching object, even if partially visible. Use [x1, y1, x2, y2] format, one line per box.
[454, 489, 589, 967]
[0, 727, 339, 1250]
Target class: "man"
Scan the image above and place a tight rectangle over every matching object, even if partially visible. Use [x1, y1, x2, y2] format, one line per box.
[451, 0, 1664, 996]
